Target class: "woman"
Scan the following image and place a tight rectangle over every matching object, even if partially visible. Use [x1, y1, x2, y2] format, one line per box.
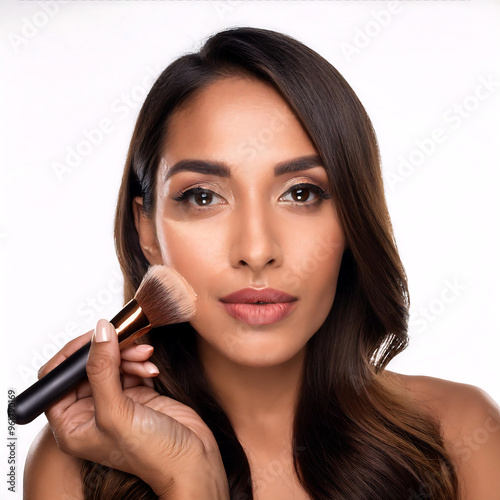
[25, 27, 500, 499]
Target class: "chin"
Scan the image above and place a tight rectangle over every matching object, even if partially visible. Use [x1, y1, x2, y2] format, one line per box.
[224, 337, 306, 366]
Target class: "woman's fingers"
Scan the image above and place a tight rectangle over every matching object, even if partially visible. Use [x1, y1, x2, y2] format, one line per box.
[120, 343, 154, 361]
[117, 341, 159, 386]
[44, 338, 157, 403]
[121, 360, 159, 378]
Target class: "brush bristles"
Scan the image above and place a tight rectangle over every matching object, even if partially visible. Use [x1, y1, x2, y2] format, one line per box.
[134, 265, 197, 327]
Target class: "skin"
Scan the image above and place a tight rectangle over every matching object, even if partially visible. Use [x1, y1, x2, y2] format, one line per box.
[133, 76, 345, 491]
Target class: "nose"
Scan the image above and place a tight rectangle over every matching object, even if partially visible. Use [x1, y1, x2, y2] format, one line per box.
[228, 196, 283, 272]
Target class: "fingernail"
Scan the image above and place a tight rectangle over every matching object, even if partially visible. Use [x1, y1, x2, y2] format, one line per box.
[145, 362, 159, 375]
[93, 319, 111, 343]
[136, 344, 153, 353]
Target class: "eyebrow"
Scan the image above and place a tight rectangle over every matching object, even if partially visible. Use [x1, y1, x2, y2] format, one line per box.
[163, 154, 324, 182]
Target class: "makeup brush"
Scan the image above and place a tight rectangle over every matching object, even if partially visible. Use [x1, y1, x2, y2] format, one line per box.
[8, 265, 197, 425]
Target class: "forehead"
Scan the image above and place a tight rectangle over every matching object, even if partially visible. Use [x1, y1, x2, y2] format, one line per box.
[170, 76, 289, 124]
[161, 76, 318, 172]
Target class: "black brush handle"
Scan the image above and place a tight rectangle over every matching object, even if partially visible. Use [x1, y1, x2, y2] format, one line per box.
[9, 341, 91, 425]
[9, 300, 150, 425]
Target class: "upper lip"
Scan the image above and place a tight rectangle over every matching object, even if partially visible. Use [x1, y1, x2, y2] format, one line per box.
[219, 288, 298, 304]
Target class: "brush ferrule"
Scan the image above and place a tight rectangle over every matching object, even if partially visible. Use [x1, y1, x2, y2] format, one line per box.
[110, 299, 152, 349]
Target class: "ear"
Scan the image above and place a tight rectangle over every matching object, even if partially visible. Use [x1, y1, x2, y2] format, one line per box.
[132, 197, 163, 265]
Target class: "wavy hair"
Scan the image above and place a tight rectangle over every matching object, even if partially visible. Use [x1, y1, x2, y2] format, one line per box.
[80, 27, 459, 499]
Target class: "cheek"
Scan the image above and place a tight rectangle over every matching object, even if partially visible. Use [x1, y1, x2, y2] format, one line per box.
[154, 216, 227, 297]
[292, 229, 345, 330]
[277, 227, 345, 297]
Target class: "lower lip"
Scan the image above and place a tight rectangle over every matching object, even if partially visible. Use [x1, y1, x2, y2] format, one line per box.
[220, 301, 298, 325]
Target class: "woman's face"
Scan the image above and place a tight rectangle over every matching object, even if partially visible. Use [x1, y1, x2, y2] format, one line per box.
[135, 76, 345, 368]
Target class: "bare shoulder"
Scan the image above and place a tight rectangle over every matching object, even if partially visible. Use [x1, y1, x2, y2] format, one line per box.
[385, 370, 500, 499]
[24, 422, 84, 500]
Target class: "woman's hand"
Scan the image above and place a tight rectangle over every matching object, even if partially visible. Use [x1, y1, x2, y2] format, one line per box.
[38, 319, 229, 499]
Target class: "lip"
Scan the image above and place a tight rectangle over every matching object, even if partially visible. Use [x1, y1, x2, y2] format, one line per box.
[219, 288, 298, 325]
[219, 287, 298, 304]
[220, 302, 298, 325]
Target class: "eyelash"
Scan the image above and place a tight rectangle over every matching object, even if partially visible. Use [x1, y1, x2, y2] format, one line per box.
[173, 182, 331, 211]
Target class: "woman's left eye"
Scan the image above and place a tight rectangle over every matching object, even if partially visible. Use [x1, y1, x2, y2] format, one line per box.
[281, 183, 331, 205]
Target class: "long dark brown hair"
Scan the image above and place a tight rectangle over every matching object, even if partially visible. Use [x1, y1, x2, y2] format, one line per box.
[80, 27, 459, 499]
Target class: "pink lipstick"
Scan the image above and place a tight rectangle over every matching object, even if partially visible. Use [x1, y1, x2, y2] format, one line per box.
[219, 287, 298, 325]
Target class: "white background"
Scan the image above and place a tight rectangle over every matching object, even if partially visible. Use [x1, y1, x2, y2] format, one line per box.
[1, 1, 499, 497]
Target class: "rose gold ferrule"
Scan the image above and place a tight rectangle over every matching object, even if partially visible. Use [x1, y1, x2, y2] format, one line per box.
[109, 298, 152, 349]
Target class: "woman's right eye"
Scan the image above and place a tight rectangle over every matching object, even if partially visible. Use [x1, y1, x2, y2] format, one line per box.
[173, 187, 224, 209]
